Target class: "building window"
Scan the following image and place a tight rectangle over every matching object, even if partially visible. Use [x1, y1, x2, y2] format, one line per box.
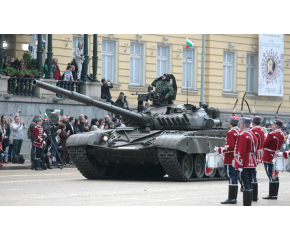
[72, 36, 84, 59]
[182, 47, 196, 89]
[246, 54, 258, 93]
[102, 40, 116, 83]
[223, 51, 236, 92]
[157, 46, 170, 77]
[130, 43, 144, 85]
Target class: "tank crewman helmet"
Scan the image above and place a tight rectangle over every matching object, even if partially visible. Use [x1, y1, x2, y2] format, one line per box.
[230, 115, 239, 125]
[252, 116, 262, 123]
[273, 119, 283, 127]
[239, 117, 253, 126]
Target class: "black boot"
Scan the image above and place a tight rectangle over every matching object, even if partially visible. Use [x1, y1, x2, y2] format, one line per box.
[243, 189, 253, 206]
[252, 182, 258, 201]
[46, 163, 52, 169]
[221, 185, 238, 204]
[35, 159, 43, 171]
[263, 182, 279, 200]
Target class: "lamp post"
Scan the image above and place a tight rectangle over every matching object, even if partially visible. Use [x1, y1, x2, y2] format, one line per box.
[37, 34, 43, 78]
[0, 34, 4, 75]
[46, 34, 53, 79]
[82, 34, 89, 81]
[92, 34, 98, 82]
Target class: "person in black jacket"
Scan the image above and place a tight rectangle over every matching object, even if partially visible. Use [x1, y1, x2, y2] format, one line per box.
[66, 117, 76, 136]
[78, 117, 89, 132]
[101, 78, 113, 101]
[137, 101, 145, 112]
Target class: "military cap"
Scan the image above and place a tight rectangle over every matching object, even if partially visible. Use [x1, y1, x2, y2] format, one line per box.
[230, 115, 239, 125]
[273, 119, 283, 127]
[252, 116, 262, 123]
[239, 117, 252, 125]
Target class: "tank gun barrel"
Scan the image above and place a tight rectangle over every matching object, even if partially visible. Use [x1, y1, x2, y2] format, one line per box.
[32, 80, 144, 122]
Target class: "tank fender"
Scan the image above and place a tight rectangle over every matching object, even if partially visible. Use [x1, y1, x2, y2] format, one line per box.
[66, 131, 105, 147]
[154, 135, 225, 154]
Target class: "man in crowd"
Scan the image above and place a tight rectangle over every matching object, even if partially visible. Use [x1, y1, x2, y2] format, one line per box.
[33, 118, 46, 171]
[215, 115, 240, 204]
[101, 78, 113, 101]
[109, 122, 115, 129]
[262, 119, 284, 199]
[79, 117, 89, 132]
[104, 115, 111, 125]
[27, 115, 41, 162]
[66, 117, 76, 136]
[234, 117, 258, 206]
[145, 102, 150, 110]
[11, 114, 25, 162]
[250, 116, 265, 201]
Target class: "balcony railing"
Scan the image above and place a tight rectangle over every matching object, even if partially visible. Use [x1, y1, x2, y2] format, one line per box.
[56, 81, 83, 98]
[7, 77, 36, 96]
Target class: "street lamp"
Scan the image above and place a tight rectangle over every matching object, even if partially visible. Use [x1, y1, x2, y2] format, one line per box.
[3, 41, 8, 50]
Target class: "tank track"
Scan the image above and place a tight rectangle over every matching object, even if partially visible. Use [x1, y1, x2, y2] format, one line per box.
[158, 149, 227, 182]
[69, 146, 104, 179]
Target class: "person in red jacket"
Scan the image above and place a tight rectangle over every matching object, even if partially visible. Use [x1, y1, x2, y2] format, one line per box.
[234, 117, 258, 206]
[262, 119, 284, 200]
[250, 116, 265, 201]
[52, 58, 61, 80]
[33, 118, 46, 171]
[215, 115, 240, 204]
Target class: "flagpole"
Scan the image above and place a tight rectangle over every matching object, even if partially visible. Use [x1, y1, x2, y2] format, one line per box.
[186, 47, 188, 105]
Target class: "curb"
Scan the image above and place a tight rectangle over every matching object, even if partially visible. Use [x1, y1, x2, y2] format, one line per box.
[1, 163, 76, 170]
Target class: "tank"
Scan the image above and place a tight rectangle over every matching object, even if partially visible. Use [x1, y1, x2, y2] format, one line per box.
[32, 76, 228, 182]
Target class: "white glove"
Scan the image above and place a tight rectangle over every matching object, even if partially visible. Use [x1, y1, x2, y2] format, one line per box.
[277, 152, 283, 157]
[238, 168, 243, 172]
[214, 146, 219, 152]
[43, 141, 46, 145]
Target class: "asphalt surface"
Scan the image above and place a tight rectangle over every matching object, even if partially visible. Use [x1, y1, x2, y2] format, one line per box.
[1, 164, 290, 206]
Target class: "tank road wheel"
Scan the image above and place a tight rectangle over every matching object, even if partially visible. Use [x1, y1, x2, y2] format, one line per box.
[178, 154, 194, 179]
[192, 154, 205, 178]
[215, 167, 226, 178]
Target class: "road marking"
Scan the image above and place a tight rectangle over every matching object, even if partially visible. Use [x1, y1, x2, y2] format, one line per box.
[0, 178, 85, 184]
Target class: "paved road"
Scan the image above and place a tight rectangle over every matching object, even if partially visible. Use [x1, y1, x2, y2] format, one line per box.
[1, 164, 289, 206]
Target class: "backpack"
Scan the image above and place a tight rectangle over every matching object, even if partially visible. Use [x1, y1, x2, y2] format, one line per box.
[14, 155, 25, 164]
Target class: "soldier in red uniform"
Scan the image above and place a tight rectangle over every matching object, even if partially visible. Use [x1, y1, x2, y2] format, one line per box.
[234, 117, 258, 206]
[262, 119, 284, 199]
[33, 118, 46, 171]
[215, 115, 240, 204]
[250, 116, 265, 201]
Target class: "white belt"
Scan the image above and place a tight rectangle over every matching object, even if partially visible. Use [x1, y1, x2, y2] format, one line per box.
[264, 148, 277, 152]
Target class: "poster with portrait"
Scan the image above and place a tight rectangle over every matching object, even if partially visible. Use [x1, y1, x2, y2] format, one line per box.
[258, 34, 284, 96]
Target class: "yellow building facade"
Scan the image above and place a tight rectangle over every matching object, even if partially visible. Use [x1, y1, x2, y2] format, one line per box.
[3, 34, 290, 115]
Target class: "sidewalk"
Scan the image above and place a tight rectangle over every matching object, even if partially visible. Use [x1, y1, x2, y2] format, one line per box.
[0, 159, 75, 170]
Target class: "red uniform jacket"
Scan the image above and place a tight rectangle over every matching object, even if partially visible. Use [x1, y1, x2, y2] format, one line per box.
[263, 129, 284, 163]
[234, 128, 258, 169]
[33, 125, 44, 148]
[218, 126, 240, 165]
[53, 65, 61, 80]
[251, 126, 266, 164]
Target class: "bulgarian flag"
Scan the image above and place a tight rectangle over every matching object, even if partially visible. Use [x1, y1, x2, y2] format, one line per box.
[186, 38, 193, 49]
[272, 163, 279, 180]
[51, 109, 61, 116]
[55, 134, 60, 142]
[44, 113, 49, 121]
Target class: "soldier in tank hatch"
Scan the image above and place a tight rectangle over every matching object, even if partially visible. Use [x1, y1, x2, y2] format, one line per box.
[151, 74, 174, 105]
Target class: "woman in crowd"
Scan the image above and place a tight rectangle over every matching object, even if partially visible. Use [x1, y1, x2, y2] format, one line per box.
[74, 119, 82, 133]
[0, 115, 10, 153]
[7, 118, 14, 162]
[104, 123, 108, 130]
[63, 64, 74, 81]
[43, 58, 55, 78]
[90, 118, 99, 131]
[98, 119, 105, 130]
[19, 59, 27, 70]
[0, 132, 8, 164]
[115, 92, 128, 109]
[75, 41, 84, 81]
[71, 65, 79, 81]
[52, 58, 61, 80]
[58, 124, 70, 165]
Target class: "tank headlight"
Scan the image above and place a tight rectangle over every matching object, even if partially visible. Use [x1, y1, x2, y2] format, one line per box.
[103, 136, 108, 141]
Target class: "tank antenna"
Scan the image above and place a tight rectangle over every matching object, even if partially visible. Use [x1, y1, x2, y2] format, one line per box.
[275, 102, 283, 119]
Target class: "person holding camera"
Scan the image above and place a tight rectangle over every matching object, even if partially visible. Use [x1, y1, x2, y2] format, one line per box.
[101, 78, 113, 101]
[33, 118, 46, 171]
[75, 42, 84, 81]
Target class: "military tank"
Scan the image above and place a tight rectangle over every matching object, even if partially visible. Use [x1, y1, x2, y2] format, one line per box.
[32, 76, 228, 182]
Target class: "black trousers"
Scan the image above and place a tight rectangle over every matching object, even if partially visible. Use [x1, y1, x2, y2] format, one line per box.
[239, 168, 255, 190]
[34, 146, 43, 159]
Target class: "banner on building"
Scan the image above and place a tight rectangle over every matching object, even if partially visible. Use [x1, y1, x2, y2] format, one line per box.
[258, 34, 284, 96]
